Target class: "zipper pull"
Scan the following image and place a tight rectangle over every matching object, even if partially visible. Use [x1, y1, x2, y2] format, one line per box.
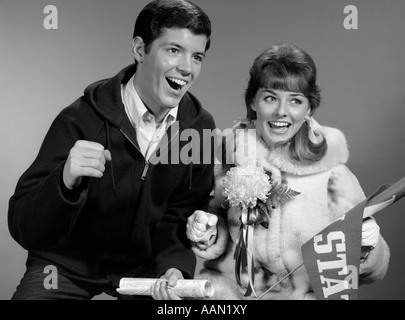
[141, 161, 150, 181]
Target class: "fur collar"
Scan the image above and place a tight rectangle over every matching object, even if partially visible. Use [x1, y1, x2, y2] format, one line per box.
[225, 119, 349, 176]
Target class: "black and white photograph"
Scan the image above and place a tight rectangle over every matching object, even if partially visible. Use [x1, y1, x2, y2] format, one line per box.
[1, 0, 404, 305]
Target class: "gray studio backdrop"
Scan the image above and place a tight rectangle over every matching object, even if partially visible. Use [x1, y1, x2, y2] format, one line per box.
[1, 0, 404, 300]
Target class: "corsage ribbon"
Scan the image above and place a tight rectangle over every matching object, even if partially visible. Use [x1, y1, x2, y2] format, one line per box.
[221, 161, 273, 297]
[234, 206, 258, 297]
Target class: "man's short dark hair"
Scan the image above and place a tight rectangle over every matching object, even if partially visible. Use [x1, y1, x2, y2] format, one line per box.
[133, 0, 212, 52]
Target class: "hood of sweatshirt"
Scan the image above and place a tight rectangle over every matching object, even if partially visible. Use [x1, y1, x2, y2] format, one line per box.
[82, 64, 204, 130]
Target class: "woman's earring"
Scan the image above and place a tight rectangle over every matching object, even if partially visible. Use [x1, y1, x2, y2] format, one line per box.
[305, 116, 323, 144]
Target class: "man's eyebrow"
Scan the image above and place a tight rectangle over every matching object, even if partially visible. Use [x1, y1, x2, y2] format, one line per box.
[166, 41, 182, 47]
[165, 42, 206, 56]
[196, 51, 206, 58]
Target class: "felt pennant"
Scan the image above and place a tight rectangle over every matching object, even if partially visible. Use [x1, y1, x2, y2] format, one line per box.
[301, 177, 405, 300]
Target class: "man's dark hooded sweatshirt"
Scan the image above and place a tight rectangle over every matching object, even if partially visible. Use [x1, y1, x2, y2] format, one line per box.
[8, 64, 216, 289]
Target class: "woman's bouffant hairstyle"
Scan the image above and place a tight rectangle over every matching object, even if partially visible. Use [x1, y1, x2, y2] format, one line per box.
[244, 44, 327, 164]
[133, 0, 211, 53]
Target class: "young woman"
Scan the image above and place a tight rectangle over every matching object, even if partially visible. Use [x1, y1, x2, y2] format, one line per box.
[187, 44, 390, 300]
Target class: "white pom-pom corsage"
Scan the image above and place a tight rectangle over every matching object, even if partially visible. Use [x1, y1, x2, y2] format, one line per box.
[222, 162, 271, 209]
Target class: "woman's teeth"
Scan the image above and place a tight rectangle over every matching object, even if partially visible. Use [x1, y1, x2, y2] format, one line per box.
[268, 121, 290, 133]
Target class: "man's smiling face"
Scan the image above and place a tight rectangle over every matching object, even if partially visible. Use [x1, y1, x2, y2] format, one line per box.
[133, 27, 208, 121]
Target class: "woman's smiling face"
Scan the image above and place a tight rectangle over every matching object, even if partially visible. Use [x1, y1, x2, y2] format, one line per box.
[252, 88, 310, 148]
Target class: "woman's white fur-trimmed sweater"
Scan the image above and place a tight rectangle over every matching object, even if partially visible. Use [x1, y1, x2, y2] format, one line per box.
[192, 121, 390, 300]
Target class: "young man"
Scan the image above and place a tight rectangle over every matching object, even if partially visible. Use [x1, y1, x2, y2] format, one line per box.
[8, 0, 215, 300]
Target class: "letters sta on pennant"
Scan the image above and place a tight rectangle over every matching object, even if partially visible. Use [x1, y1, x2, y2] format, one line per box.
[313, 230, 358, 300]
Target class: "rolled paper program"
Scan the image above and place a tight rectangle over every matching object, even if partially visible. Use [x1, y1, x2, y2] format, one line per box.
[117, 278, 215, 298]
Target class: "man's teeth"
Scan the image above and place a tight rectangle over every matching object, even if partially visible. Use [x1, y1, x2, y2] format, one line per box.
[168, 78, 187, 86]
[167, 77, 187, 90]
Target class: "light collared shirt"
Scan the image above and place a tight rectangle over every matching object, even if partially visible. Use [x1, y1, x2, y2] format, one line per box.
[121, 75, 178, 160]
